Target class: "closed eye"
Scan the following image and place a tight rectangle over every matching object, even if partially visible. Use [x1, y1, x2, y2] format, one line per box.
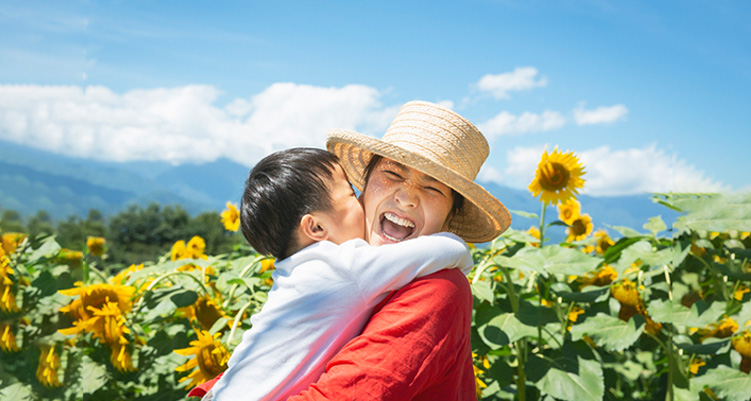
[384, 170, 403, 180]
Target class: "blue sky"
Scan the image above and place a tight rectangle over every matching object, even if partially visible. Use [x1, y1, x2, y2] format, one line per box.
[1, 0, 749, 196]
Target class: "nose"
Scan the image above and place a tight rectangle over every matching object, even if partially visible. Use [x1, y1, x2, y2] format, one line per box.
[394, 182, 419, 208]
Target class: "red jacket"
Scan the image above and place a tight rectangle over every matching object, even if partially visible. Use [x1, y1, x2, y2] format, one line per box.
[189, 269, 475, 400]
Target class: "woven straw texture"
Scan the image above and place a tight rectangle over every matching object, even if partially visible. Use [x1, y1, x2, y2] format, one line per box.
[327, 101, 511, 243]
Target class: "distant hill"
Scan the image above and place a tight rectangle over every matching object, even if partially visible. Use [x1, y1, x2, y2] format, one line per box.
[0, 140, 249, 219]
[0, 140, 678, 237]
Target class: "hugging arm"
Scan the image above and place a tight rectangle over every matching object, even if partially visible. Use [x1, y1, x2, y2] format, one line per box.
[286, 269, 476, 401]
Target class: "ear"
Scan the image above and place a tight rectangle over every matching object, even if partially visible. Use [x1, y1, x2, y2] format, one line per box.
[299, 213, 329, 243]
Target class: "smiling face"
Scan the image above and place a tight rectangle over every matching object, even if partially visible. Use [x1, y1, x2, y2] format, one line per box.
[360, 157, 455, 246]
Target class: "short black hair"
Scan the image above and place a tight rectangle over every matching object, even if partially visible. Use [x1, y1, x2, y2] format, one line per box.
[241, 148, 340, 259]
[363, 155, 464, 219]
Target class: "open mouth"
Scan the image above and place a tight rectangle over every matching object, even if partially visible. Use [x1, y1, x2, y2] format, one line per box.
[380, 212, 415, 242]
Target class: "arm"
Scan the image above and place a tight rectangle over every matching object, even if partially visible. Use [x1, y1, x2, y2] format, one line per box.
[287, 269, 476, 401]
[342, 232, 473, 303]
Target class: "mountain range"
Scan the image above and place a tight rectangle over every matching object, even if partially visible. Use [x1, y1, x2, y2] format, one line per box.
[0, 139, 679, 238]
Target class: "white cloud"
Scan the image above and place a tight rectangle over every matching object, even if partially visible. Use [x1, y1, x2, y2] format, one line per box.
[0, 83, 394, 166]
[478, 165, 506, 185]
[574, 104, 628, 125]
[479, 110, 566, 138]
[500, 144, 728, 196]
[476, 67, 547, 99]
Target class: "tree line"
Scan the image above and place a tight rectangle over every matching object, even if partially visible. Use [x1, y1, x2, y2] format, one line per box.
[0, 203, 245, 268]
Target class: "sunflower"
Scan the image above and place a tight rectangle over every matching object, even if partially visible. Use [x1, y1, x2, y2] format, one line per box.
[172, 237, 210, 272]
[528, 147, 586, 205]
[179, 294, 228, 331]
[58, 249, 83, 269]
[174, 330, 229, 389]
[221, 202, 241, 232]
[1, 249, 20, 313]
[526, 226, 541, 248]
[171, 240, 188, 261]
[110, 263, 147, 287]
[187, 236, 208, 260]
[1, 232, 26, 254]
[734, 285, 750, 301]
[86, 236, 106, 256]
[566, 214, 593, 242]
[697, 316, 738, 342]
[568, 306, 585, 323]
[36, 345, 63, 388]
[578, 265, 617, 289]
[557, 198, 581, 225]
[610, 279, 662, 335]
[472, 353, 490, 398]
[58, 283, 135, 338]
[110, 343, 136, 372]
[593, 230, 615, 254]
[732, 331, 751, 373]
[689, 357, 706, 375]
[1, 322, 20, 353]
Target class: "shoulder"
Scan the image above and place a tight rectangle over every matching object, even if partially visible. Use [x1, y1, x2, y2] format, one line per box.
[379, 269, 472, 315]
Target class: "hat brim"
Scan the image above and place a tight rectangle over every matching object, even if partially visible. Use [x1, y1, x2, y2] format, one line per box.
[327, 128, 511, 243]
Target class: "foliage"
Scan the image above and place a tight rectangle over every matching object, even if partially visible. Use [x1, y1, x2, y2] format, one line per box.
[1, 157, 749, 400]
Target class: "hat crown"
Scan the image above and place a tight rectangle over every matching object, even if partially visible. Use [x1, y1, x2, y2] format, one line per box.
[381, 101, 489, 181]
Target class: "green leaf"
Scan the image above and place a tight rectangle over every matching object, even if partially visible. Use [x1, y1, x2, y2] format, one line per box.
[644, 216, 667, 237]
[495, 245, 603, 277]
[551, 285, 610, 303]
[569, 313, 644, 352]
[647, 299, 726, 328]
[472, 280, 495, 304]
[526, 352, 605, 401]
[499, 229, 541, 245]
[614, 240, 652, 277]
[607, 225, 645, 238]
[0, 382, 33, 400]
[518, 299, 559, 326]
[27, 237, 62, 262]
[169, 289, 199, 307]
[494, 247, 546, 274]
[81, 356, 108, 395]
[540, 246, 603, 276]
[693, 365, 751, 401]
[602, 236, 644, 265]
[639, 245, 690, 269]
[510, 210, 539, 220]
[478, 313, 538, 349]
[675, 338, 731, 355]
[674, 193, 751, 234]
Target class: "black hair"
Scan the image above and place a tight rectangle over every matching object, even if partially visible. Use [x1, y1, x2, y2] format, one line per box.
[362, 154, 464, 218]
[240, 148, 340, 259]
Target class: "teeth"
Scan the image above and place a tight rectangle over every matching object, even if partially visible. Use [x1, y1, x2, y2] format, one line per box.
[384, 212, 415, 228]
[382, 232, 404, 243]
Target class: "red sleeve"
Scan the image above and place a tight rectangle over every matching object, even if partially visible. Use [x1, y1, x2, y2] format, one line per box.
[287, 269, 475, 401]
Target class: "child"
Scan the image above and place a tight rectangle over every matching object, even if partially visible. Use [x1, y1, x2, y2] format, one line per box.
[207, 148, 472, 400]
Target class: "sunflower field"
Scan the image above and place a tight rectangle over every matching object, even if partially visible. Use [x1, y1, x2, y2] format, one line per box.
[1, 148, 750, 401]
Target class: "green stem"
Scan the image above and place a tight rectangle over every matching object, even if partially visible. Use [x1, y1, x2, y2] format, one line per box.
[692, 254, 729, 301]
[130, 271, 210, 319]
[223, 256, 266, 309]
[227, 300, 254, 347]
[539, 203, 547, 248]
[515, 339, 527, 401]
[501, 268, 518, 313]
[666, 335, 674, 401]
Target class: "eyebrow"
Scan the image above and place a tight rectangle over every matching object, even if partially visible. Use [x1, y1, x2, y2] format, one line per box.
[387, 160, 441, 184]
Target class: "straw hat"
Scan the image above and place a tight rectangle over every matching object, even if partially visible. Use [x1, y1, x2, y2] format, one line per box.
[327, 100, 511, 243]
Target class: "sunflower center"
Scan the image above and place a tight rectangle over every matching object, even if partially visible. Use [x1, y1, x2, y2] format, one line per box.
[539, 162, 570, 191]
[570, 219, 588, 236]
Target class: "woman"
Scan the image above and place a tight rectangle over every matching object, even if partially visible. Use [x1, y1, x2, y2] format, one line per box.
[289, 100, 511, 400]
